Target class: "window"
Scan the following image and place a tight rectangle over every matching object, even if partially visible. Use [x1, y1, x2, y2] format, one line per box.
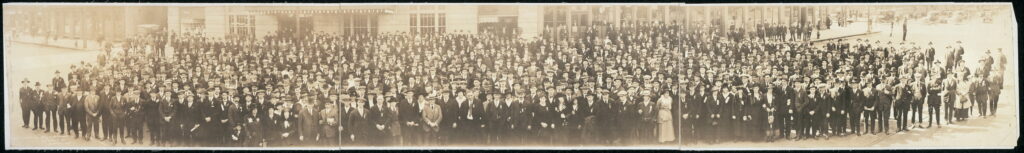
[572, 13, 588, 27]
[420, 13, 433, 34]
[344, 14, 377, 35]
[410, 13, 445, 35]
[228, 15, 255, 39]
[409, 14, 418, 34]
[180, 7, 206, 34]
[637, 7, 650, 22]
[544, 8, 567, 28]
[184, 18, 206, 33]
[437, 13, 446, 33]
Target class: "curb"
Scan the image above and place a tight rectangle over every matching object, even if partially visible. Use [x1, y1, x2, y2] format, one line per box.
[9, 39, 101, 51]
[808, 31, 882, 43]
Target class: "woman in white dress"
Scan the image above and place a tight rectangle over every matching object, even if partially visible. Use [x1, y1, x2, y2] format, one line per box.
[656, 91, 675, 143]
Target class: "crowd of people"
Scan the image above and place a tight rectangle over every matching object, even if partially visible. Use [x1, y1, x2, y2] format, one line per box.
[17, 18, 1007, 147]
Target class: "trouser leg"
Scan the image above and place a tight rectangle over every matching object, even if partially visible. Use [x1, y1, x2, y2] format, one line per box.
[150, 122, 162, 145]
[867, 111, 874, 133]
[117, 119, 126, 143]
[45, 110, 54, 132]
[780, 114, 789, 138]
[901, 108, 909, 130]
[895, 108, 903, 131]
[945, 102, 954, 123]
[59, 111, 68, 134]
[33, 108, 44, 129]
[929, 106, 940, 126]
[97, 116, 105, 140]
[884, 108, 892, 133]
[71, 114, 80, 137]
[916, 104, 924, 125]
[979, 96, 988, 116]
[991, 92, 1000, 115]
[104, 115, 113, 140]
[22, 106, 31, 127]
[851, 112, 861, 135]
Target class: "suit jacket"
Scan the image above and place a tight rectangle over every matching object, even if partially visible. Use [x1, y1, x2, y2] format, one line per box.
[227, 102, 245, 128]
[454, 100, 470, 130]
[109, 96, 128, 119]
[397, 98, 421, 127]
[440, 98, 461, 131]
[367, 104, 387, 137]
[157, 97, 176, 124]
[174, 99, 192, 129]
[297, 103, 321, 141]
[199, 97, 220, 135]
[142, 93, 159, 121]
[53, 77, 66, 92]
[182, 101, 203, 132]
[469, 98, 487, 129]
[347, 108, 369, 141]
[84, 94, 100, 117]
[337, 106, 351, 138]
[19, 87, 34, 108]
[42, 91, 57, 109]
[532, 101, 552, 129]
[320, 106, 339, 138]
[421, 102, 443, 132]
[276, 105, 299, 142]
[486, 102, 504, 131]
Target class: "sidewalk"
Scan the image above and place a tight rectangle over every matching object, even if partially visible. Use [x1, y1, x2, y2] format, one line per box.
[9, 34, 104, 51]
[809, 21, 882, 43]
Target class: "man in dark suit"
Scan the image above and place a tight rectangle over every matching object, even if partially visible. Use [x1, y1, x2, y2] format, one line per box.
[848, 78, 864, 136]
[336, 92, 353, 145]
[348, 97, 370, 145]
[145, 86, 163, 145]
[68, 85, 86, 139]
[195, 88, 218, 146]
[398, 89, 421, 146]
[158, 90, 177, 146]
[487, 92, 505, 144]
[877, 76, 895, 135]
[54, 71, 67, 93]
[298, 94, 322, 145]
[43, 84, 59, 133]
[98, 84, 114, 141]
[57, 85, 72, 136]
[226, 92, 246, 146]
[20, 80, 36, 129]
[452, 89, 472, 144]
[126, 89, 144, 144]
[182, 92, 204, 146]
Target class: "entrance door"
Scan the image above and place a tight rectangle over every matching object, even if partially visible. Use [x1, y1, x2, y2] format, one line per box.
[276, 14, 314, 38]
[479, 16, 518, 37]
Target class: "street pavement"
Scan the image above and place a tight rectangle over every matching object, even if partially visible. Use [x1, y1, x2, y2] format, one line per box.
[686, 9, 1018, 149]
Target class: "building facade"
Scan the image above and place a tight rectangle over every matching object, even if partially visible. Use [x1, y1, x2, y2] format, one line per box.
[4, 5, 166, 42]
[6, 4, 881, 41]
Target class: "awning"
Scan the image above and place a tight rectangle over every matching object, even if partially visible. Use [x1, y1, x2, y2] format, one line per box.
[249, 9, 393, 15]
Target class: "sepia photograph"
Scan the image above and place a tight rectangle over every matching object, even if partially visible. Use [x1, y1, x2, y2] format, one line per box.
[2, 3, 1018, 150]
